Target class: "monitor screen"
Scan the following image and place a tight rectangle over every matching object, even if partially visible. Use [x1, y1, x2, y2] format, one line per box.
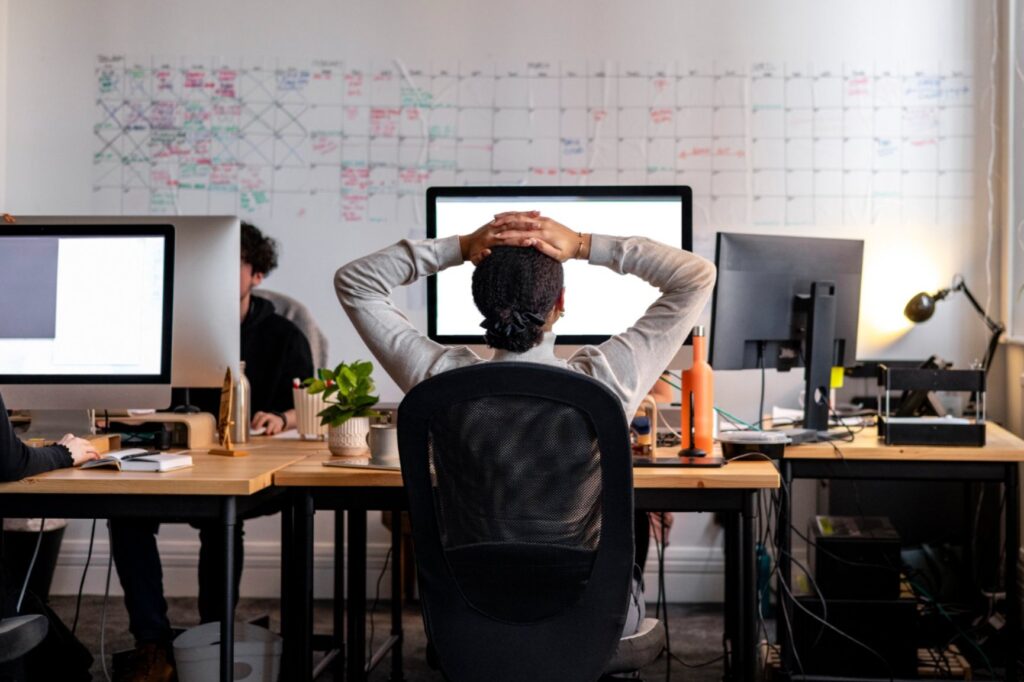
[0, 226, 174, 383]
[427, 186, 692, 345]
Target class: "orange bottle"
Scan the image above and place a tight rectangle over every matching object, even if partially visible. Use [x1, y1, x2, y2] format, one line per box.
[680, 326, 714, 456]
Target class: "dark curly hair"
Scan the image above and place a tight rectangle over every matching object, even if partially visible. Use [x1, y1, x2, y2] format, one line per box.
[471, 246, 564, 352]
[241, 221, 278, 276]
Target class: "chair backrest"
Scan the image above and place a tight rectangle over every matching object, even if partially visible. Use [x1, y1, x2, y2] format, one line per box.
[398, 362, 634, 682]
[253, 289, 329, 368]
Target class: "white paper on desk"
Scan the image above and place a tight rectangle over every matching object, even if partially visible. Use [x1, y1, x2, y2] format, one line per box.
[271, 429, 301, 440]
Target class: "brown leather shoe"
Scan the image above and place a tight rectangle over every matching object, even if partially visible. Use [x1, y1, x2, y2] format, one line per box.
[114, 642, 176, 682]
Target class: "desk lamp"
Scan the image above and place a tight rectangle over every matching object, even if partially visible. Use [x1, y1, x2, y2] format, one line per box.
[904, 276, 1005, 373]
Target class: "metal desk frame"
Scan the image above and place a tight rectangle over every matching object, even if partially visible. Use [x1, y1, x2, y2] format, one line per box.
[0, 488, 286, 682]
[284, 485, 762, 682]
[776, 458, 1020, 681]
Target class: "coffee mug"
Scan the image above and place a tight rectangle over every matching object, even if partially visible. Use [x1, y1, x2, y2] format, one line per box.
[366, 424, 399, 464]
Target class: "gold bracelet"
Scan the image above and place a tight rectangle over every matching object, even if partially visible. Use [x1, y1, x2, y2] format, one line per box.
[573, 232, 584, 259]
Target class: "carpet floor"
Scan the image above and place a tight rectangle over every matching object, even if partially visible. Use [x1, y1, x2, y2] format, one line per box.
[49, 596, 731, 681]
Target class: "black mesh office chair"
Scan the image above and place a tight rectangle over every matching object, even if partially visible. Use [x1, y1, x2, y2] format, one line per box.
[398, 363, 664, 682]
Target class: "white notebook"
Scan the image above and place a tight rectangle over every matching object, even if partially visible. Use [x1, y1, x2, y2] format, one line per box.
[81, 449, 193, 472]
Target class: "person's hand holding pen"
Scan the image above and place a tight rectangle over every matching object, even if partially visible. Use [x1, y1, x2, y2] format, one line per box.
[58, 434, 101, 466]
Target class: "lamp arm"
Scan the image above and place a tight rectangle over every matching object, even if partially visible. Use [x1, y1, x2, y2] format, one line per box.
[953, 281, 1005, 334]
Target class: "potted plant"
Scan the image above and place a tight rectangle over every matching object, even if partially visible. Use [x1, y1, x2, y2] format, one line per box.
[304, 360, 380, 456]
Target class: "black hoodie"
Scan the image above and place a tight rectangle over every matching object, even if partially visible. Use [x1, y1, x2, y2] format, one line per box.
[240, 295, 314, 415]
[0, 392, 72, 480]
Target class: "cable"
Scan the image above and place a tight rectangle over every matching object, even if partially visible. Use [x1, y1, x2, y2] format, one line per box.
[758, 342, 766, 427]
[100, 527, 114, 682]
[71, 519, 98, 635]
[366, 546, 393, 664]
[16, 519, 47, 613]
[714, 407, 760, 431]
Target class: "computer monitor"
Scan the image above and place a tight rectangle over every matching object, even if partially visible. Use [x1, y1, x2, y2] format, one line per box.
[709, 233, 864, 437]
[0, 225, 174, 436]
[11, 216, 240, 392]
[427, 186, 692, 346]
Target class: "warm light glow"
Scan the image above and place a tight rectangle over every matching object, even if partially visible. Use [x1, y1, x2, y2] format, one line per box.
[858, 237, 946, 354]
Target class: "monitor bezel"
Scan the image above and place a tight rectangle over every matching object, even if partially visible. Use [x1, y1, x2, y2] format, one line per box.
[426, 185, 693, 346]
[0, 224, 175, 385]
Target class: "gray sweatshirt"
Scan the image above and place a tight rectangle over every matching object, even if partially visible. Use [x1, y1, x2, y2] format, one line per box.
[335, 234, 716, 418]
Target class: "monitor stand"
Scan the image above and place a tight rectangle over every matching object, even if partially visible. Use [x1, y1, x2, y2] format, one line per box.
[676, 447, 724, 467]
[22, 409, 96, 441]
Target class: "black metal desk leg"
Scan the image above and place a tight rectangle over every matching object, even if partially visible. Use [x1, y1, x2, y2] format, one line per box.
[723, 511, 738, 679]
[1006, 464, 1020, 682]
[220, 497, 237, 682]
[390, 508, 404, 681]
[333, 511, 345, 680]
[295, 492, 314, 681]
[777, 461, 793, 673]
[280, 497, 295, 675]
[740, 493, 756, 682]
[347, 509, 368, 682]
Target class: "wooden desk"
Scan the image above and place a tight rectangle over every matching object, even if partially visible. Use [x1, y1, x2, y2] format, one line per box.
[777, 423, 1024, 680]
[275, 453, 779, 682]
[0, 442, 308, 682]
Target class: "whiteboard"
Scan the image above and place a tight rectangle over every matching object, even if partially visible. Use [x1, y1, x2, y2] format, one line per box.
[3, 0, 998, 400]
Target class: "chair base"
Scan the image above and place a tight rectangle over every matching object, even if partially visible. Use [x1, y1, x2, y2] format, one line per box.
[602, 618, 665, 676]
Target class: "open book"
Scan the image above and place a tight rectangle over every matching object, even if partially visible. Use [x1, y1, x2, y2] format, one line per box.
[81, 448, 193, 472]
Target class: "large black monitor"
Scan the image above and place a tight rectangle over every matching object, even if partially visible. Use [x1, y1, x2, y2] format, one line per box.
[710, 233, 863, 436]
[427, 186, 692, 346]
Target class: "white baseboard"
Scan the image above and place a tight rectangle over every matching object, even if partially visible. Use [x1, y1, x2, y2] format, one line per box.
[50, 538, 729, 604]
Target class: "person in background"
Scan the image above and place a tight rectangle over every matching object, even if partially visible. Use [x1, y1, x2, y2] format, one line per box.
[239, 222, 315, 435]
[0, 394, 99, 478]
[0, 392, 99, 680]
[109, 222, 314, 682]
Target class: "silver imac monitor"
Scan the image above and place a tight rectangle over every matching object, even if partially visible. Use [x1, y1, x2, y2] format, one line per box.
[0, 224, 174, 436]
[426, 186, 693, 346]
[11, 216, 240, 392]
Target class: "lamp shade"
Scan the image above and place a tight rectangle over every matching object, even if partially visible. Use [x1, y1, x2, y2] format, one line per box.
[904, 292, 937, 323]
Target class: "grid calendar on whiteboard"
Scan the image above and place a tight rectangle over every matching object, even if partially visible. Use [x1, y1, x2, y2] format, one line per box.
[93, 56, 974, 243]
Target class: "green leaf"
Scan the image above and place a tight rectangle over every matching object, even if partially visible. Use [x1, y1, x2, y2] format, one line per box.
[306, 379, 326, 394]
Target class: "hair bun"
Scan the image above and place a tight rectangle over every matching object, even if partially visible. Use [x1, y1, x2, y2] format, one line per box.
[480, 307, 546, 352]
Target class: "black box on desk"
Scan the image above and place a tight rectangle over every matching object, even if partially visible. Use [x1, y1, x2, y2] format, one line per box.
[791, 595, 918, 678]
[877, 365, 986, 446]
[810, 516, 901, 600]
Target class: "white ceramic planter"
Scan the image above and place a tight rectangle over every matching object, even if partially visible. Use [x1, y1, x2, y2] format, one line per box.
[328, 416, 371, 456]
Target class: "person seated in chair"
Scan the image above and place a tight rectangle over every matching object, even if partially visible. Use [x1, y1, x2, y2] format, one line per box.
[335, 210, 716, 634]
[0, 393, 99, 680]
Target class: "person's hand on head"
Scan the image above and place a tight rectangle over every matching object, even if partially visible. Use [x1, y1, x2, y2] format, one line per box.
[58, 433, 100, 466]
[459, 211, 540, 265]
[251, 411, 286, 436]
[493, 215, 592, 263]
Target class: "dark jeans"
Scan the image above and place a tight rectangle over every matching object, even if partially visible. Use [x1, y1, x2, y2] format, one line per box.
[108, 520, 244, 643]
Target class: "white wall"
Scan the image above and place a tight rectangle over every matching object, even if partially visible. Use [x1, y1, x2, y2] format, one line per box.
[1, 0, 1005, 604]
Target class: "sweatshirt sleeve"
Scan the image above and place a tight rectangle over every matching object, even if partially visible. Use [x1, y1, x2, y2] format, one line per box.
[335, 236, 482, 393]
[568, 235, 717, 418]
[0, 393, 74, 482]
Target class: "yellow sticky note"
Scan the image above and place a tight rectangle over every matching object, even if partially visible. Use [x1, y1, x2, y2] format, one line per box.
[830, 366, 844, 389]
